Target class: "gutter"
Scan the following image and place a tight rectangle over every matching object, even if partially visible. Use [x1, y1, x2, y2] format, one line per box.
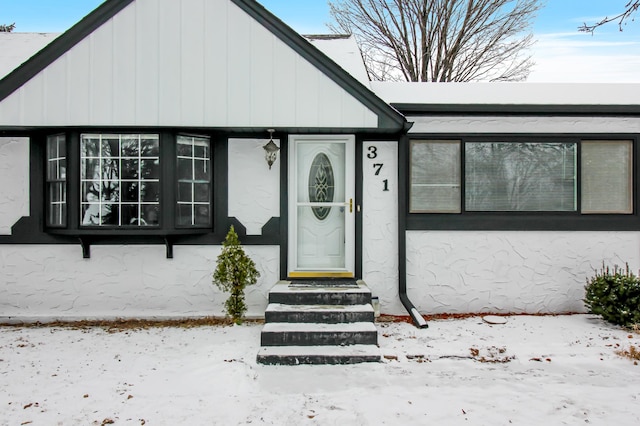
[398, 133, 428, 328]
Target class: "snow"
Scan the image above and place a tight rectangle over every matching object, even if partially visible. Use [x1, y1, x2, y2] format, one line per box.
[370, 81, 640, 106]
[0, 33, 60, 79]
[1, 315, 639, 425]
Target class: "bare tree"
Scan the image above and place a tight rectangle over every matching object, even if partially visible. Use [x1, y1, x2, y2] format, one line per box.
[0, 23, 15, 32]
[328, 0, 543, 82]
[578, 1, 639, 33]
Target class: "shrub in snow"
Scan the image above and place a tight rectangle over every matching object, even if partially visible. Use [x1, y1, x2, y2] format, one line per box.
[584, 264, 640, 327]
[213, 226, 259, 324]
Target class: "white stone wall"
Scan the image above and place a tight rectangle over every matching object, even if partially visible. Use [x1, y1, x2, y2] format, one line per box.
[228, 138, 280, 235]
[0, 137, 29, 235]
[362, 141, 401, 314]
[406, 231, 640, 315]
[0, 244, 279, 322]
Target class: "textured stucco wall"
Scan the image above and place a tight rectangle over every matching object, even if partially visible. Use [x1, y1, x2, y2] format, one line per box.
[406, 231, 640, 315]
[362, 141, 401, 314]
[228, 138, 280, 235]
[0, 137, 29, 235]
[0, 245, 279, 322]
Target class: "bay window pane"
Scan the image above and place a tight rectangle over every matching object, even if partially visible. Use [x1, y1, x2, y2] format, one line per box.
[80, 134, 159, 227]
[581, 141, 633, 214]
[176, 135, 211, 227]
[410, 140, 461, 213]
[465, 142, 576, 212]
[46, 134, 67, 227]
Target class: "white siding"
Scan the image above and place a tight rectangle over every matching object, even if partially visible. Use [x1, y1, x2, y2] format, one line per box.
[227, 138, 280, 235]
[409, 116, 640, 134]
[362, 141, 400, 314]
[406, 231, 640, 315]
[0, 244, 279, 321]
[0, 0, 379, 129]
[0, 138, 29, 235]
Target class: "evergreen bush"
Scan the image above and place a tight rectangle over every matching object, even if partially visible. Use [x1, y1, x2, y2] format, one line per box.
[584, 264, 640, 327]
[213, 226, 260, 324]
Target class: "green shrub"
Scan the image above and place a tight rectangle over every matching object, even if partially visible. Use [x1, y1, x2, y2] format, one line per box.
[584, 264, 640, 327]
[213, 226, 260, 324]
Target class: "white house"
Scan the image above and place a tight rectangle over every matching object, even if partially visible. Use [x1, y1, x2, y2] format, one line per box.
[1, 0, 639, 325]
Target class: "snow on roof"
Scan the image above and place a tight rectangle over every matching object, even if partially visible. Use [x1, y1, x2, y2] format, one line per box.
[370, 81, 640, 106]
[304, 34, 370, 86]
[0, 33, 60, 79]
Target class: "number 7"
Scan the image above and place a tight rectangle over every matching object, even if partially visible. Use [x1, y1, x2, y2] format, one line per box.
[373, 163, 383, 176]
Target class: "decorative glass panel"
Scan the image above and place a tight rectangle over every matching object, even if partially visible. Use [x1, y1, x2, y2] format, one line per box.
[465, 142, 577, 211]
[80, 133, 160, 226]
[582, 140, 633, 214]
[308, 153, 335, 220]
[176, 135, 212, 227]
[46, 134, 67, 227]
[410, 140, 461, 213]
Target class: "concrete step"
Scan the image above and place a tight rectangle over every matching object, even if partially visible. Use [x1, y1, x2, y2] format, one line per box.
[260, 322, 378, 346]
[268, 280, 372, 306]
[256, 345, 381, 365]
[265, 303, 374, 324]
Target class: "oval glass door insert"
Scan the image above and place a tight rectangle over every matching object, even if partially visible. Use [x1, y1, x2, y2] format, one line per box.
[308, 153, 335, 220]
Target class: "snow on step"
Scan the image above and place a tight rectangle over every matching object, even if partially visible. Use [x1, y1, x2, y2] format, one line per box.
[257, 345, 382, 365]
[266, 304, 374, 313]
[262, 322, 377, 333]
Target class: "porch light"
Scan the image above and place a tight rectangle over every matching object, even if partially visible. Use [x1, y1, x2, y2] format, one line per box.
[263, 129, 280, 170]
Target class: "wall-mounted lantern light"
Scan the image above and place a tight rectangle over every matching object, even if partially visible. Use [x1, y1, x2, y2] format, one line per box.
[263, 129, 280, 170]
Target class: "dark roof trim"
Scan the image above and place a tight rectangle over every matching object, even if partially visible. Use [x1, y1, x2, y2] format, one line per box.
[393, 103, 640, 116]
[231, 0, 406, 131]
[0, 0, 135, 102]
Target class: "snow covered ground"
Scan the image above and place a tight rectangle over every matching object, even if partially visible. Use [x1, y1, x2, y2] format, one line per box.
[1, 315, 639, 425]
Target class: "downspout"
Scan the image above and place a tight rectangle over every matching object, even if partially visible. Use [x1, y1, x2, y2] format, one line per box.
[398, 131, 428, 328]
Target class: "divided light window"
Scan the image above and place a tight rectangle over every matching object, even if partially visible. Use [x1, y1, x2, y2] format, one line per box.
[46, 134, 67, 227]
[410, 139, 633, 214]
[80, 134, 160, 227]
[176, 135, 212, 227]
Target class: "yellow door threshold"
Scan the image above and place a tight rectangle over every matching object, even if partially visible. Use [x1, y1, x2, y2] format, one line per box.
[288, 271, 354, 279]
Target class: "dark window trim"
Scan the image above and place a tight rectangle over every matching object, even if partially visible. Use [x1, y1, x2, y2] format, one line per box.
[407, 133, 640, 231]
[0, 129, 286, 256]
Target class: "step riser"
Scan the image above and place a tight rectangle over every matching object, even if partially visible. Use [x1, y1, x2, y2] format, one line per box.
[265, 310, 374, 324]
[261, 331, 378, 346]
[269, 292, 371, 306]
[256, 354, 381, 365]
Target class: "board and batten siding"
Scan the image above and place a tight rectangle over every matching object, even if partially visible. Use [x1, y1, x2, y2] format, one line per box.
[0, 0, 378, 129]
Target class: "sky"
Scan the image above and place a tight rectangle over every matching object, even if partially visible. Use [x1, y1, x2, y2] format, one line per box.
[1, 0, 639, 82]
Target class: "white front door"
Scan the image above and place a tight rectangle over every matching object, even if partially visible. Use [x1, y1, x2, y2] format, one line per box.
[288, 135, 355, 277]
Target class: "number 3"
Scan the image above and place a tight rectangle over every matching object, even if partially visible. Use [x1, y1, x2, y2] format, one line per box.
[367, 146, 377, 159]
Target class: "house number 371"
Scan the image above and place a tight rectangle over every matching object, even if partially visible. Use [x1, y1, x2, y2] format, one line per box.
[367, 145, 389, 192]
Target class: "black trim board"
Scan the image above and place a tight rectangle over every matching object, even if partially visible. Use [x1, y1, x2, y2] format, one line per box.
[0, 0, 135, 102]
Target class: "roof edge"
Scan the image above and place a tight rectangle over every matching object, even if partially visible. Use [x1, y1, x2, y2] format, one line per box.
[0, 0, 135, 102]
[394, 103, 640, 116]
